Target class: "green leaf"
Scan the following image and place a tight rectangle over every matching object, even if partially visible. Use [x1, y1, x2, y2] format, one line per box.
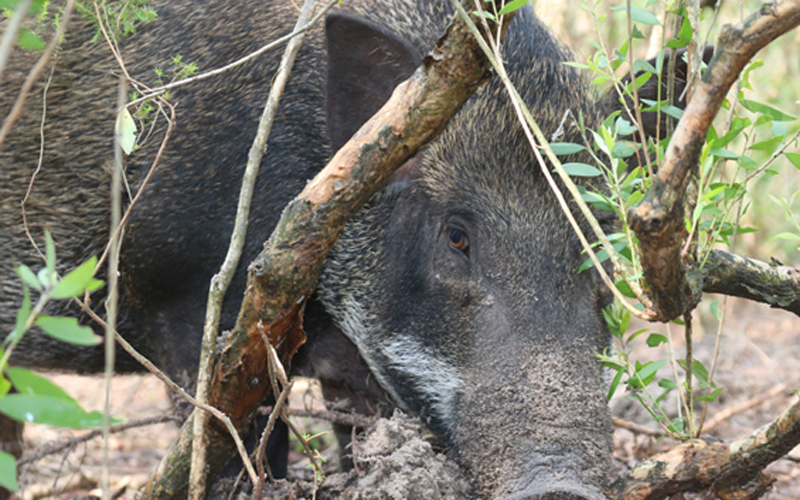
[709, 300, 721, 321]
[116, 108, 138, 155]
[581, 191, 615, 212]
[607, 368, 625, 402]
[33, 316, 102, 346]
[562, 162, 602, 177]
[740, 99, 797, 122]
[498, 0, 529, 15]
[646, 333, 667, 347]
[50, 256, 98, 300]
[665, 16, 692, 48]
[0, 377, 10, 398]
[0, 451, 18, 492]
[6, 368, 74, 401]
[15, 265, 40, 291]
[749, 135, 783, 153]
[615, 117, 638, 136]
[611, 142, 637, 159]
[610, 5, 661, 25]
[771, 232, 800, 242]
[11, 282, 31, 344]
[615, 280, 636, 298]
[785, 152, 800, 169]
[0, 394, 112, 429]
[696, 387, 724, 402]
[710, 147, 738, 160]
[658, 378, 677, 389]
[44, 229, 56, 275]
[636, 359, 667, 382]
[549, 142, 585, 156]
[17, 28, 45, 51]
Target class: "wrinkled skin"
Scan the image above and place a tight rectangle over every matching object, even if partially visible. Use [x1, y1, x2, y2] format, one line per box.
[0, 1, 680, 498]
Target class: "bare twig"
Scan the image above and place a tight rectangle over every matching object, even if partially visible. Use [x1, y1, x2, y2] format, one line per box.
[18, 416, 180, 465]
[704, 383, 790, 432]
[130, 0, 340, 105]
[612, 417, 664, 438]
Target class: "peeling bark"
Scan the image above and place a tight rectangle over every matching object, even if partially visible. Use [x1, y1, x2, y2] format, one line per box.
[138, 2, 515, 498]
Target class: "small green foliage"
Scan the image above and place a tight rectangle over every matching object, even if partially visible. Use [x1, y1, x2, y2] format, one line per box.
[76, 0, 157, 42]
[0, 451, 18, 492]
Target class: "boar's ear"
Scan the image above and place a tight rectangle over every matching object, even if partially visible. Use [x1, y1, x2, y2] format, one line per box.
[325, 13, 422, 151]
[604, 46, 714, 140]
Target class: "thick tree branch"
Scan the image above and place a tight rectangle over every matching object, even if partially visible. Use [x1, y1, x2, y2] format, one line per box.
[138, 2, 515, 498]
[629, 0, 800, 321]
[700, 250, 800, 316]
[612, 394, 800, 499]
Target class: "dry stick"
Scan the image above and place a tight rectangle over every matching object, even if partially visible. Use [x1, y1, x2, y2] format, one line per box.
[455, 0, 653, 320]
[131, 0, 340, 105]
[629, 0, 800, 322]
[21, 61, 57, 260]
[0, 0, 33, 84]
[100, 75, 125, 500]
[683, 313, 695, 437]
[139, 3, 516, 497]
[666, 323, 691, 427]
[0, 0, 76, 149]
[254, 378, 293, 498]
[18, 416, 179, 466]
[188, 1, 320, 498]
[704, 382, 790, 432]
[612, 417, 664, 438]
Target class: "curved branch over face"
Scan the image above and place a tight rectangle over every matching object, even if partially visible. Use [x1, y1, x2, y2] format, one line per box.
[629, 0, 800, 322]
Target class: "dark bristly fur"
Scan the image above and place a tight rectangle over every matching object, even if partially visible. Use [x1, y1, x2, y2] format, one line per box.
[1, 1, 695, 497]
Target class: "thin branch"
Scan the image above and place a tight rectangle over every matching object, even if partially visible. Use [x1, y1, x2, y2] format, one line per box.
[612, 417, 664, 438]
[18, 416, 180, 465]
[130, 0, 340, 105]
[704, 382, 790, 433]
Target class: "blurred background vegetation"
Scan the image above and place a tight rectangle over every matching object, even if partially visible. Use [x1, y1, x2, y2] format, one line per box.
[535, 0, 800, 265]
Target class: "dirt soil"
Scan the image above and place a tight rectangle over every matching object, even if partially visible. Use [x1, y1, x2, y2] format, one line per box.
[11, 298, 800, 499]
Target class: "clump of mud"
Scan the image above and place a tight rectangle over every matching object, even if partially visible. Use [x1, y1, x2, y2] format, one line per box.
[256, 411, 472, 499]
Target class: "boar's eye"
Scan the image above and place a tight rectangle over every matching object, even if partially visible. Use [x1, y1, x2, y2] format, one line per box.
[448, 228, 469, 254]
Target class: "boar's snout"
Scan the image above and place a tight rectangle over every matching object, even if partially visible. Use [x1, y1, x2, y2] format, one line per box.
[504, 480, 606, 500]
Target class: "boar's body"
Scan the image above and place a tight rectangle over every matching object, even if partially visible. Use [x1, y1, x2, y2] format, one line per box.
[1, 1, 617, 498]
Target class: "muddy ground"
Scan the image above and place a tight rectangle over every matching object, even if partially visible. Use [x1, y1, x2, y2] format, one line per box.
[10, 297, 800, 499]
